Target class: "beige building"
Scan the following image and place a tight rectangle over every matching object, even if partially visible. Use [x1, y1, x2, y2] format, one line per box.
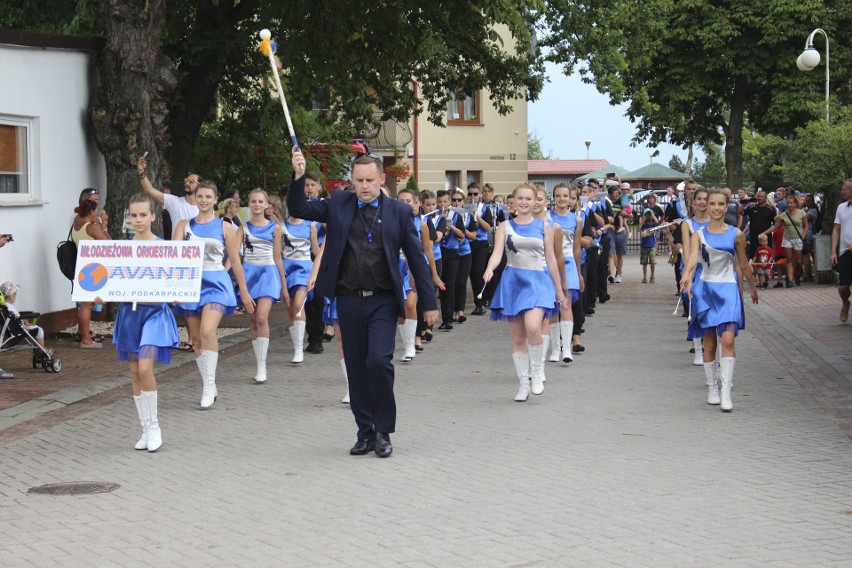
[369, 91, 527, 198]
[366, 28, 528, 197]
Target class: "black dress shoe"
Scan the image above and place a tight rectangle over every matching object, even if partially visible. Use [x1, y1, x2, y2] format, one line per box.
[322, 332, 335, 342]
[573, 344, 585, 353]
[472, 306, 487, 316]
[584, 308, 595, 315]
[306, 342, 324, 354]
[438, 322, 454, 330]
[454, 316, 467, 323]
[414, 344, 424, 352]
[375, 433, 393, 458]
[422, 330, 433, 342]
[350, 438, 376, 455]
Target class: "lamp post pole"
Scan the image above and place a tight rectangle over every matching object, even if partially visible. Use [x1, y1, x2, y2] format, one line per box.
[796, 28, 830, 126]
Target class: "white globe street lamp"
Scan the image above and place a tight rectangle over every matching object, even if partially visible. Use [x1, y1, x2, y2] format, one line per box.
[584, 139, 591, 159]
[796, 28, 830, 125]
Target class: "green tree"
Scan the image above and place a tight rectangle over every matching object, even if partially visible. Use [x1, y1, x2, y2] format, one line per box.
[540, 0, 852, 189]
[668, 154, 686, 173]
[783, 105, 852, 230]
[3, 0, 546, 235]
[692, 144, 726, 187]
[405, 176, 420, 192]
[741, 130, 787, 189]
[528, 129, 554, 160]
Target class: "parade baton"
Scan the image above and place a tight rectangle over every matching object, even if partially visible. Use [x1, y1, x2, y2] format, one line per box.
[258, 29, 299, 150]
[295, 296, 308, 318]
[476, 283, 487, 300]
[673, 294, 682, 316]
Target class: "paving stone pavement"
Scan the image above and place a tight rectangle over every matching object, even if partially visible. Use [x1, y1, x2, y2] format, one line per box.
[1, 261, 851, 567]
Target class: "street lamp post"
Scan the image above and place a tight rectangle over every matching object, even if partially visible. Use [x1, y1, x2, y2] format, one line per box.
[584, 139, 591, 159]
[796, 28, 830, 126]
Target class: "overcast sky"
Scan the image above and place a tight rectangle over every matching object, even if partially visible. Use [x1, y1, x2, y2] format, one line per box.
[528, 61, 702, 171]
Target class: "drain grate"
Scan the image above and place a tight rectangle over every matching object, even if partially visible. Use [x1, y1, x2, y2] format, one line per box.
[28, 481, 120, 495]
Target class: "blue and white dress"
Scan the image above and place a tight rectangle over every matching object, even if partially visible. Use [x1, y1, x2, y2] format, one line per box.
[692, 225, 745, 336]
[242, 221, 282, 303]
[113, 238, 180, 364]
[685, 217, 711, 339]
[176, 217, 237, 317]
[282, 219, 314, 295]
[547, 210, 581, 303]
[490, 218, 558, 321]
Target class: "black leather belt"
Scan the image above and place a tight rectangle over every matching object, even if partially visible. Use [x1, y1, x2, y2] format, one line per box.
[340, 289, 392, 297]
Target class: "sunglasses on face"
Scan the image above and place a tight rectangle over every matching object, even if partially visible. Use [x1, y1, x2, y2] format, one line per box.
[85, 188, 98, 195]
[451, 198, 464, 202]
[469, 192, 479, 196]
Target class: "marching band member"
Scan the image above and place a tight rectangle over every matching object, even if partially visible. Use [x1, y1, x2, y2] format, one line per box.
[682, 187, 711, 365]
[238, 188, 289, 383]
[173, 180, 255, 409]
[484, 183, 566, 401]
[681, 189, 759, 411]
[546, 184, 583, 364]
[112, 193, 179, 451]
[282, 209, 319, 363]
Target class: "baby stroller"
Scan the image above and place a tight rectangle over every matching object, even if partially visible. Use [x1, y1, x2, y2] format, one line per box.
[0, 291, 62, 373]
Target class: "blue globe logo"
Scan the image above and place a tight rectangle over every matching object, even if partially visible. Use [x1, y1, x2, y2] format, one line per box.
[77, 263, 109, 292]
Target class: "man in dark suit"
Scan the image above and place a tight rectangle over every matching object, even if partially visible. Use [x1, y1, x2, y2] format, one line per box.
[288, 150, 439, 457]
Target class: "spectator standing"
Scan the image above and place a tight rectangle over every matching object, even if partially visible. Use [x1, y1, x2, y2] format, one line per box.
[723, 187, 742, 228]
[137, 153, 200, 234]
[639, 209, 658, 283]
[765, 194, 808, 287]
[830, 179, 852, 322]
[802, 194, 819, 281]
[72, 198, 111, 348]
[742, 191, 777, 259]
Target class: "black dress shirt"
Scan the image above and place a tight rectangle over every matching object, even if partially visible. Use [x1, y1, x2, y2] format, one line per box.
[337, 200, 394, 294]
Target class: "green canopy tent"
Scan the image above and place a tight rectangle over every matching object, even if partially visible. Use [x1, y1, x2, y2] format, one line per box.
[579, 164, 631, 180]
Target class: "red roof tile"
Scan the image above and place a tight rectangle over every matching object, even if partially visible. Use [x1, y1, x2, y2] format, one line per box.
[528, 159, 611, 175]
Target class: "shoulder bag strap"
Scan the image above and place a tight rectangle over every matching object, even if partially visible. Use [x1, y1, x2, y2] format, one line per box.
[785, 209, 804, 240]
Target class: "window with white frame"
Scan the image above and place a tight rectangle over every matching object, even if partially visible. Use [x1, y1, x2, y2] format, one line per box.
[0, 115, 38, 202]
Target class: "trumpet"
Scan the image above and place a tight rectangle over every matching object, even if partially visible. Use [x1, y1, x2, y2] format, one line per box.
[640, 221, 679, 237]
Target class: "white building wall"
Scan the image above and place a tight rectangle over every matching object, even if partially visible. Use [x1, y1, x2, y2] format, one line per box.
[0, 42, 106, 315]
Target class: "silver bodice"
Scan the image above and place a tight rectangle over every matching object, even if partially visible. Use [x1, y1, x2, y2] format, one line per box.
[505, 220, 545, 271]
[243, 225, 275, 266]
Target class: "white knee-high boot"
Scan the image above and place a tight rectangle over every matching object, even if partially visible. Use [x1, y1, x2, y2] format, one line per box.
[559, 320, 574, 363]
[703, 362, 720, 405]
[291, 320, 305, 363]
[340, 359, 350, 404]
[199, 349, 218, 409]
[252, 337, 269, 383]
[132, 395, 149, 450]
[512, 351, 531, 402]
[692, 338, 704, 366]
[404, 319, 417, 360]
[720, 357, 735, 412]
[142, 390, 162, 452]
[548, 323, 561, 362]
[527, 342, 545, 395]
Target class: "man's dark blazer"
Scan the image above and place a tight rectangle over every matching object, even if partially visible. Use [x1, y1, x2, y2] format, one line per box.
[287, 176, 437, 315]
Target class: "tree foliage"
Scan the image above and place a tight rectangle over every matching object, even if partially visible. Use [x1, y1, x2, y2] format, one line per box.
[528, 129, 554, 160]
[539, 0, 852, 189]
[3, 0, 546, 234]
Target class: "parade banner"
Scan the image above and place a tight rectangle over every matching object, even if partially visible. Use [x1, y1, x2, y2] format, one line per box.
[71, 240, 203, 303]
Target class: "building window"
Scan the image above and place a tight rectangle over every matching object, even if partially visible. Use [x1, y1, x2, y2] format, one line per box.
[0, 115, 39, 203]
[445, 170, 461, 191]
[447, 91, 481, 125]
[466, 171, 482, 190]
